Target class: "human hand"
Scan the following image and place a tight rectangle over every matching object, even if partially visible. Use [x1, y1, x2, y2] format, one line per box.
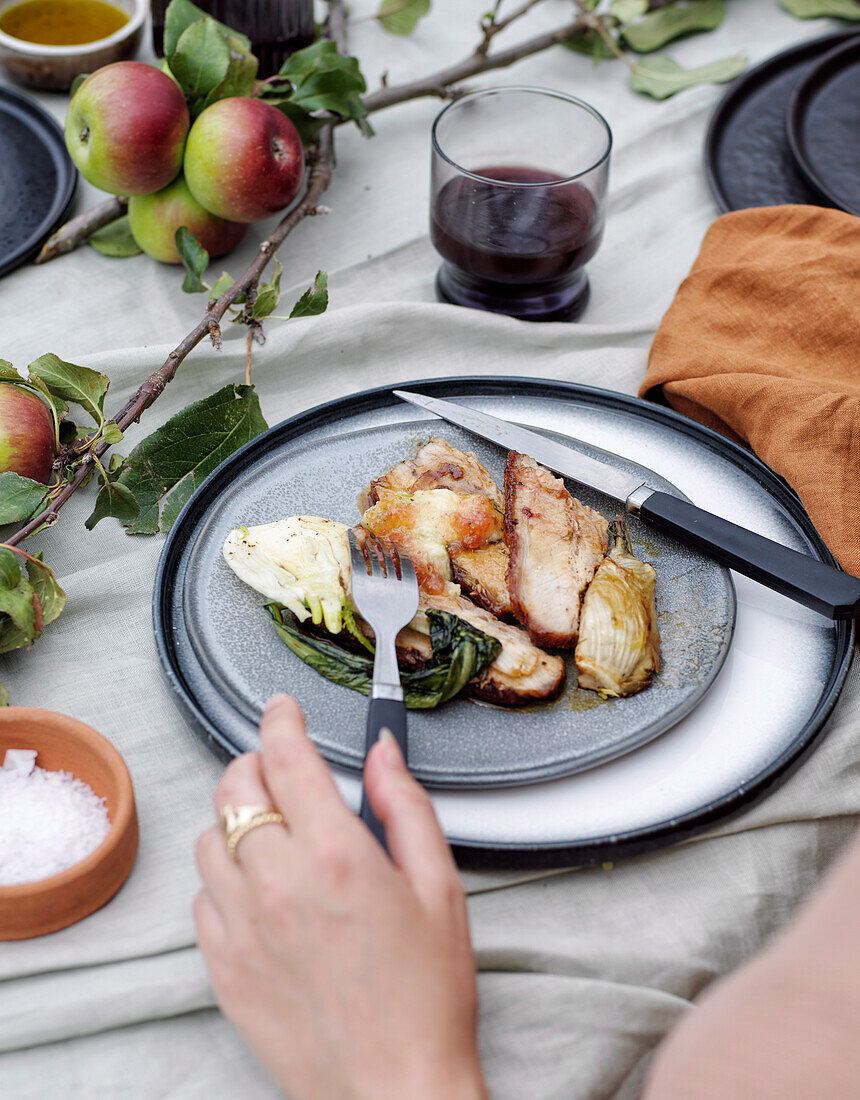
[194, 695, 487, 1100]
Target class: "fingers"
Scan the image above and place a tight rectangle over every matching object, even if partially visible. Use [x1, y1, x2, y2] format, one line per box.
[212, 749, 291, 877]
[258, 695, 352, 835]
[363, 735, 460, 913]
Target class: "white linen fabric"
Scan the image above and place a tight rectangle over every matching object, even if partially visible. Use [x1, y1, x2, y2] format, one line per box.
[1, 3, 857, 1098]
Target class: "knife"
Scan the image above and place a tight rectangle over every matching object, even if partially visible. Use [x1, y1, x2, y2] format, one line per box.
[393, 390, 860, 621]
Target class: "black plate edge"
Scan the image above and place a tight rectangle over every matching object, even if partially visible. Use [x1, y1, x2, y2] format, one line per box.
[787, 36, 860, 218]
[0, 86, 78, 279]
[703, 31, 857, 213]
[153, 376, 855, 870]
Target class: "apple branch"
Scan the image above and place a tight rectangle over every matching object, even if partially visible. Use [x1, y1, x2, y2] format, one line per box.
[35, 196, 128, 264]
[4, 12, 342, 549]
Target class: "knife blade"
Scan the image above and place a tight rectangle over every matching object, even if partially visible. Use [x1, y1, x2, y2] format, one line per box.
[393, 389, 860, 621]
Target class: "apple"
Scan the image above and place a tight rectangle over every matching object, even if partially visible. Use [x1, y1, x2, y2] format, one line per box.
[183, 98, 304, 224]
[0, 385, 55, 484]
[128, 174, 247, 264]
[65, 61, 189, 196]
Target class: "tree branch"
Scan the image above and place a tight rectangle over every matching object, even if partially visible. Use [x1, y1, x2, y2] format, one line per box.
[362, 17, 588, 114]
[35, 196, 128, 264]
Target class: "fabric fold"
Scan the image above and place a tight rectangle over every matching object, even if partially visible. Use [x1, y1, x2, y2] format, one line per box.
[640, 205, 860, 577]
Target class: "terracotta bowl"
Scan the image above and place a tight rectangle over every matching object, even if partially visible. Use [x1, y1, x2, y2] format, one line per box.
[0, 0, 145, 91]
[0, 708, 138, 940]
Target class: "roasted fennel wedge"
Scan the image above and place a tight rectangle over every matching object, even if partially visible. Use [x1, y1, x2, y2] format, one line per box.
[266, 604, 501, 709]
[574, 518, 660, 698]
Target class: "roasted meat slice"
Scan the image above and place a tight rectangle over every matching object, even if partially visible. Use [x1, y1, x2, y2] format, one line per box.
[504, 452, 609, 648]
[421, 593, 565, 705]
[575, 519, 660, 697]
[362, 487, 502, 595]
[449, 543, 515, 618]
[361, 437, 503, 510]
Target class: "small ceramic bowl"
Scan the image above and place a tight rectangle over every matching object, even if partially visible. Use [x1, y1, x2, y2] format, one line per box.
[0, 0, 145, 91]
[0, 708, 138, 940]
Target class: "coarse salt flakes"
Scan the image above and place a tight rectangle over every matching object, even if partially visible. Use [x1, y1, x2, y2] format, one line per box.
[0, 749, 111, 886]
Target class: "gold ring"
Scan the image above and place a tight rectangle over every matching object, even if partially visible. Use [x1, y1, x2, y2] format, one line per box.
[220, 803, 286, 861]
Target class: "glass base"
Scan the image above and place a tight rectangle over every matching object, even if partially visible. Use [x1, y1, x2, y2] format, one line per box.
[435, 264, 590, 322]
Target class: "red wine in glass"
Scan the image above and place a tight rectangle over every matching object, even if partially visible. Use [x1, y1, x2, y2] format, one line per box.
[431, 165, 604, 322]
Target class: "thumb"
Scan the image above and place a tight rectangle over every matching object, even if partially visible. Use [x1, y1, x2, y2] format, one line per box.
[364, 734, 459, 910]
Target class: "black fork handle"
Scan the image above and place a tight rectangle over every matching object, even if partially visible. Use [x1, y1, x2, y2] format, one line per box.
[359, 697, 408, 851]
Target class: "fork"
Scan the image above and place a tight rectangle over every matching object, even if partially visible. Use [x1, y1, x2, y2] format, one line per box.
[347, 529, 420, 848]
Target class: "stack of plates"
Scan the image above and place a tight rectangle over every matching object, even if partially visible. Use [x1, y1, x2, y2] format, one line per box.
[706, 32, 860, 216]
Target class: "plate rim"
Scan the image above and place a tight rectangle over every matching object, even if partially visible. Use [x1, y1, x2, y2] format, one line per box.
[154, 377, 855, 868]
[0, 85, 77, 279]
[786, 36, 860, 218]
[703, 30, 856, 213]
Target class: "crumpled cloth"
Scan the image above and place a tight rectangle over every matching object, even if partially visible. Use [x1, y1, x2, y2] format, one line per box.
[640, 205, 860, 578]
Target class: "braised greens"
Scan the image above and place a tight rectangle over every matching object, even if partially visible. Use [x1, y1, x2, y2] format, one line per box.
[266, 604, 500, 709]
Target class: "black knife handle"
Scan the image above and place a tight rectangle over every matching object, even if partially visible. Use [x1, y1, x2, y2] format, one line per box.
[637, 491, 860, 620]
[359, 697, 408, 850]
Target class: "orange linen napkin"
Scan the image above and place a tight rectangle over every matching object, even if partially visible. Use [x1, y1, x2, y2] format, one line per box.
[640, 204, 860, 579]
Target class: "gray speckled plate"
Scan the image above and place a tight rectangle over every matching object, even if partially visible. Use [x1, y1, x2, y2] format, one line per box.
[162, 398, 734, 788]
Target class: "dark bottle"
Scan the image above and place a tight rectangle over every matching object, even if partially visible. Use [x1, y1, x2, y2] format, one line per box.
[151, 0, 314, 77]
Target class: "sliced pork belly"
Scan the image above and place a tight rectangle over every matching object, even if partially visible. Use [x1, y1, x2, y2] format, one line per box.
[362, 487, 502, 595]
[362, 437, 503, 510]
[449, 544, 515, 618]
[504, 452, 609, 648]
[575, 519, 660, 697]
[421, 593, 565, 705]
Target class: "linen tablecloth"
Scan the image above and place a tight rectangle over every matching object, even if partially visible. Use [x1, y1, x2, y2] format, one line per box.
[2, 4, 857, 1097]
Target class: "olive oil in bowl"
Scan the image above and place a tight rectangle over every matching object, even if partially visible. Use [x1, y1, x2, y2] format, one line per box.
[0, 0, 128, 46]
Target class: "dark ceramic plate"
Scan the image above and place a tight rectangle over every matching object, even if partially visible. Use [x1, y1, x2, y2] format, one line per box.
[705, 32, 857, 212]
[788, 36, 860, 217]
[0, 87, 76, 278]
[155, 380, 853, 865]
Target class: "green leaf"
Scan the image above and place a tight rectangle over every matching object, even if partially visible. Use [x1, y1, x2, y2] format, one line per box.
[209, 270, 235, 298]
[630, 52, 747, 99]
[275, 40, 368, 122]
[58, 420, 79, 446]
[170, 17, 231, 115]
[25, 552, 65, 626]
[251, 260, 283, 319]
[563, 30, 619, 60]
[118, 383, 268, 534]
[609, 0, 648, 25]
[377, 0, 431, 35]
[0, 682, 8, 706]
[0, 547, 20, 588]
[0, 472, 50, 525]
[87, 214, 142, 258]
[101, 421, 124, 446]
[200, 32, 259, 113]
[175, 227, 210, 293]
[85, 477, 140, 530]
[163, 0, 249, 58]
[265, 99, 328, 145]
[28, 353, 109, 426]
[70, 72, 89, 96]
[0, 571, 37, 649]
[26, 375, 68, 445]
[623, 0, 726, 53]
[289, 270, 328, 318]
[0, 360, 22, 383]
[780, 0, 860, 16]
